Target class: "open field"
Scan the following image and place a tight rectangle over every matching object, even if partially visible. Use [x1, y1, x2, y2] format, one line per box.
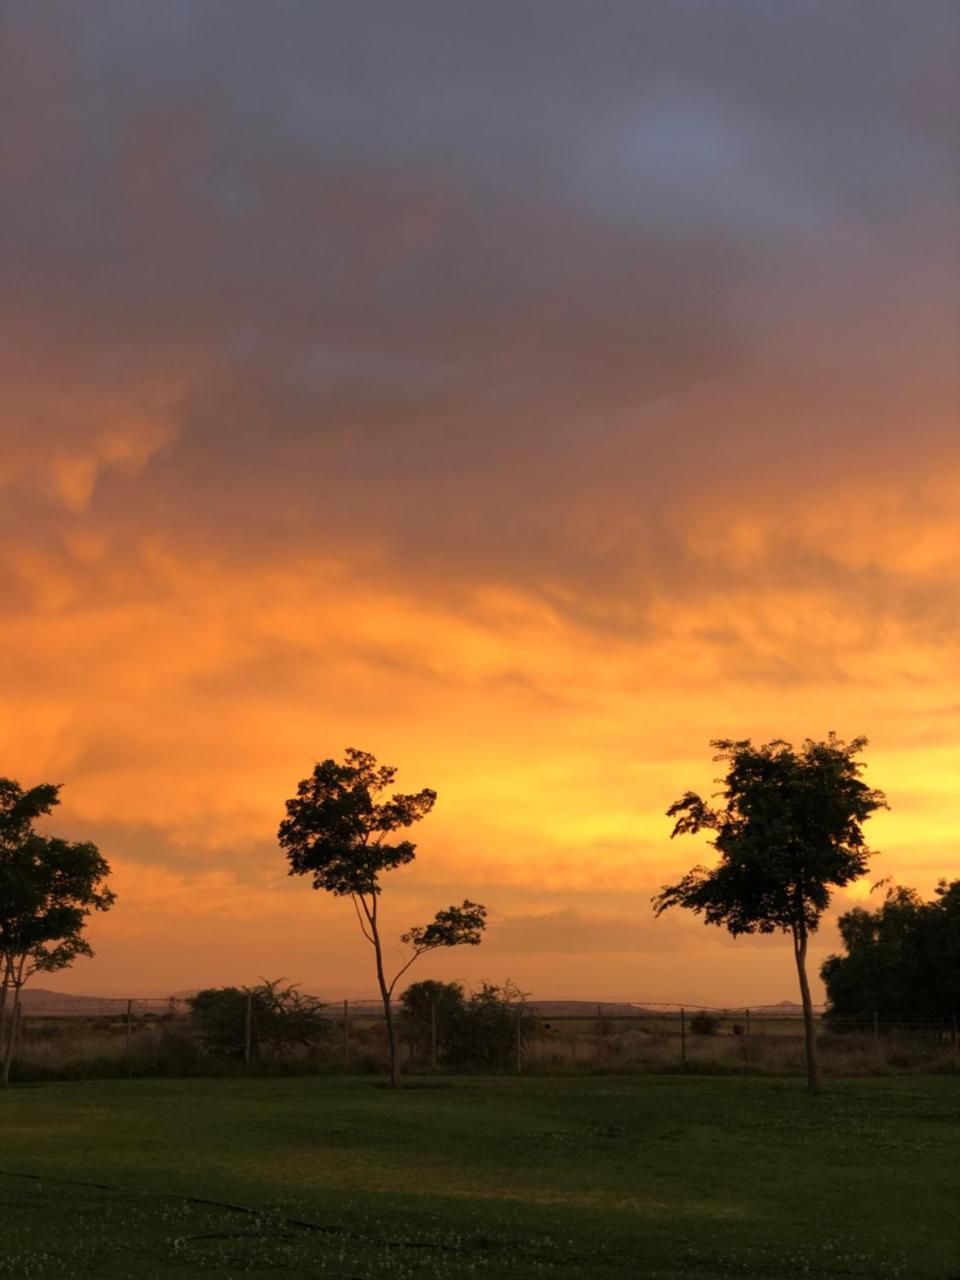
[0, 1075, 958, 1279]
[11, 1011, 958, 1082]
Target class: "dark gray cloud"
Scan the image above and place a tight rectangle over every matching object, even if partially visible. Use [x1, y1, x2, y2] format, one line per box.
[2, 0, 958, 630]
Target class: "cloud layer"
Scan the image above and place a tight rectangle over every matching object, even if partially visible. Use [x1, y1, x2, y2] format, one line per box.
[1, 1, 958, 999]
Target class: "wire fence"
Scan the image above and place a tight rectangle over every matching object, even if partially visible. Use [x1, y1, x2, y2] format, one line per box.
[15, 993, 959, 1035]
[9, 993, 958, 1079]
[15, 993, 836, 1023]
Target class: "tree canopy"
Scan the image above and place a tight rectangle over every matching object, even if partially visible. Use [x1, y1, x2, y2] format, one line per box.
[189, 979, 331, 1060]
[822, 879, 960, 1027]
[654, 735, 886, 1092]
[399, 979, 531, 1072]
[279, 748, 437, 897]
[0, 778, 114, 1084]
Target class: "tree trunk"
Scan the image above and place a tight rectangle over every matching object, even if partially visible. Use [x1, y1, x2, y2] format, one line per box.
[370, 918, 400, 1088]
[1, 983, 22, 1087]
[792, 924, 821, 1095]
[0, 972, 9, 1087]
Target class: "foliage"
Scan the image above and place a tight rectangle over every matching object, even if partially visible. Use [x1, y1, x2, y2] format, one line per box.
[188, 979, 330, 1060]
[400, 979, 532, 1072]
[445, 981, 532, 1071]
[189, 987, 254, 1059]
[689, 1011, 720, 1035]
[0, 778, 114, 1083]
[655, 736, 886, 936]
[255, 977, 331, 1056]
[400, 901, 487, 952]
[278, 748, 437, 897]
[0, 782, 114, 976]
[822, 880, 960, 1027]
[278, 748, 487, 1086]
[654, 735, 886, 1092]
[398, 979, 465, 1061]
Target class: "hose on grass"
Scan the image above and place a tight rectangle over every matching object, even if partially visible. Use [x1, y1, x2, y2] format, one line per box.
[0, 1166, 530, 1263]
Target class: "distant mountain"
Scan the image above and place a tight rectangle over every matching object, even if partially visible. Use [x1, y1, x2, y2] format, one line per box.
[527, 1001, 650, 1018]
[16, 988, 813, 1018]
[170, 986, 381, 1003]
[19, 989, 176, 1016]
[747, 1001, 806, 1017]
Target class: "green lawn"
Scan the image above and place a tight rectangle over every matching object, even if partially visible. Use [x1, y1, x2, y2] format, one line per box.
[0, 1074, 957, 1279]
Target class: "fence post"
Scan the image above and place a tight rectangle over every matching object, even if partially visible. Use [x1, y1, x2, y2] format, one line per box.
[430, 995, 437, 1071]
[244, 990, 253, 1067]
[680, 1007, 686, 1068]
[873, 1010, 880, 1059]
[515, 1005, 523, 1075]
[745, 1007, 751, 1063]
[952, 1009, 958, 1066]
[343, 999, 350, 1071]
[126, 998, 133, 1071]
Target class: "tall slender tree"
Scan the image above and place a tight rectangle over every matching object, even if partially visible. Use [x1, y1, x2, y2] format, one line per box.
[278, 748, 486, 1087]
[653, 735, 886, 1093]
[0, 779, 114, 1084]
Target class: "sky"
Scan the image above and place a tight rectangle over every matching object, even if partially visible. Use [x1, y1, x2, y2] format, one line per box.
[2, 1, 958, 1004]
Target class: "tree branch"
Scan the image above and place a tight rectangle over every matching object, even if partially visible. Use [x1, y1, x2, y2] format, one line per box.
[351, 894, 375, 945]
[387, 947, 428, 997]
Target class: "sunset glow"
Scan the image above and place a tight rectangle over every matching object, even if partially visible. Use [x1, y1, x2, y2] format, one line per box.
[2, 3, 957, 1006]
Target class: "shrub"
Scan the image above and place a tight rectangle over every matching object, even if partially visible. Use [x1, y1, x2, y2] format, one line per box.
[398, 980, 465, 1063]
[445, 982, 531, 1071]
[188, 979, 330, 1061]
[399, 979, 533, 1072]
[689, 1011, 720, 1036]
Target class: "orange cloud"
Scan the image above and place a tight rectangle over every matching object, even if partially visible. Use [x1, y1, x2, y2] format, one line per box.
[1, 1, 957, 1004]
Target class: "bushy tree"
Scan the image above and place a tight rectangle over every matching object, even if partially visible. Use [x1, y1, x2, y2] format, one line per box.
[189, 979, 330, 1060]
[689, 1011, 720, 1036]
[0, 779, 114, 1085]
[400, 979, 531, 1072]
[654, 735, 886, 1093]
[278, 749, 487, 1087]
[189, 986, 253, 1059]
[445, 981, 531, 1072]
[398, 979, 465, 1063]
[822, 880, 960, 1028]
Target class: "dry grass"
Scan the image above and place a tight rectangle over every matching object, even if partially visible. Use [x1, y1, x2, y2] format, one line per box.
[12, 1016, 395, 1081]
[10, 1016, 958, 1082]
[523, 1025, 960, 1076]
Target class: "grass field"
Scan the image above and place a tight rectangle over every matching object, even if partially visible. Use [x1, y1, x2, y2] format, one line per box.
[0, 1075, 957, 1279]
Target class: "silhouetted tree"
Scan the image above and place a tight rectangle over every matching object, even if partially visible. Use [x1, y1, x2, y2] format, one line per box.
[188, 986, 253, 1059]
[0, 779, 114, 1085]
[398, 979, 465, 1063]
[443, 980, 532, 1072]
[189, 979, 330, 1060]
[689, 1011, 720, 1036]
[278, 748, 486, 1087]
[653, 735, 886, 1093]
[399, 978, 532, 1072]
[822, 879, 960, 1028]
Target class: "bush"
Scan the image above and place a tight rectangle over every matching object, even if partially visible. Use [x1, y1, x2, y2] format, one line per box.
[689, 1011, 720, 1036]
[400, 980, 533, 1072]
[188, 979, 330, 1061]
[398, 980, 465, 1063]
